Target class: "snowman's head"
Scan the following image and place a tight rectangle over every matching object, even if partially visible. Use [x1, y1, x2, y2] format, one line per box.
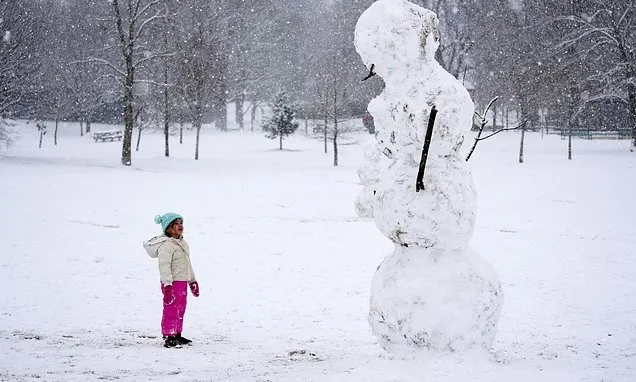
[355, 0, 440, 77]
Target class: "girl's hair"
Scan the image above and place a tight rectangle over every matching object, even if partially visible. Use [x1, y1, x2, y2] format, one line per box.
[165, 218, 183, 237]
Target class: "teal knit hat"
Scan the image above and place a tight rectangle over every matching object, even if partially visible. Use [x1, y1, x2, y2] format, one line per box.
[154, 212, 183, 234]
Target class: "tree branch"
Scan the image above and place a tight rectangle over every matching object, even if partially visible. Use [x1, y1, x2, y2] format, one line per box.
[135, 51, 175, 68]
[465, 96, 498, 162]
[71, 58, 126, 79]
[477, 120, 527, 141]
[133, 7, 165, 43]
[361, 64, 376, 81]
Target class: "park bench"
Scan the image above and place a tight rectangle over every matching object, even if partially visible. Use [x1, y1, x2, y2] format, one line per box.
[93, 130, 123, 142]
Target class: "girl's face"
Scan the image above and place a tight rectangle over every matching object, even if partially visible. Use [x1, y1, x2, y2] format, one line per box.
[166, 219, 184, 238]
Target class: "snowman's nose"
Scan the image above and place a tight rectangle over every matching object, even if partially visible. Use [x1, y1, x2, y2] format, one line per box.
[362, 63, 376, 81]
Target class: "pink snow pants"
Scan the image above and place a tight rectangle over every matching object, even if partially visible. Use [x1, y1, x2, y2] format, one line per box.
[161, 281, 188, 337]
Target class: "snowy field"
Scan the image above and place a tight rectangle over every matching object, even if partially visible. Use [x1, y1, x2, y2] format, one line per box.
[1, 121, 635, 381]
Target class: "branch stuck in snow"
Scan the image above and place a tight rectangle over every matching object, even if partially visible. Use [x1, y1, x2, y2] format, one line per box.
[465, 97, 527, 162]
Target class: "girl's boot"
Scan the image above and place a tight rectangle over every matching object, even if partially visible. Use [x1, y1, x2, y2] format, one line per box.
[176, 333, 192, 345]
[164, 336, 182, 348]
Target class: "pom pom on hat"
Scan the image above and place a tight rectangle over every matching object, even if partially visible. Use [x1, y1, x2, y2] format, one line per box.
[154, 212, 183, 233]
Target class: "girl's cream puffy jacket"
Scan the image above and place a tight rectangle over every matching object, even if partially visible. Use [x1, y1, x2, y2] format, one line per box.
[143, 235, 196, 285]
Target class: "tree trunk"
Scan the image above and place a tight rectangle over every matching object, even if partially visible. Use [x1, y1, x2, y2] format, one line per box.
[519, 94, 528, 164]
[214, 99, 227, 131]
[235, 93, 244, 130]
[86, 121, 91, 133]
[568, 121, 573, 160]
[333, 80, 338, 166]
[251, 101, 257, 132]
[519, 125, 525, 163]
[194, 105, 203, 160]
[567, 81, 579, 160]
[628, 84, 636, 150]
[323, 120, 328, 153]
[121, 70, 135, 166]
[80, 120, 84, 137]
[493, 106, 498, 131]
[279, 131, 283, 150]
[136, 127, 142, 152]
[323, 90, 329, 153]
[333, 125, 338, 166]
[38, 128, 44, 149]
[180, 122, 183, 144]
[304, 119, 308, 135]
[54, 119, 58, 146]
[164, 64, 170, 157]
[194, 122, 201, 160]
[163, 118, 169, 156]
[505, 107, 509, 129]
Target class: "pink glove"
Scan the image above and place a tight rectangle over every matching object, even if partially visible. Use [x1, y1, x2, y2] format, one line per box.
[189, 281, 200, 297]
[162, 284, 175, 305]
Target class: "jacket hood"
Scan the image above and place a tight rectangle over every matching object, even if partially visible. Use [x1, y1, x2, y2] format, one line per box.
[143, 235, 170, 258]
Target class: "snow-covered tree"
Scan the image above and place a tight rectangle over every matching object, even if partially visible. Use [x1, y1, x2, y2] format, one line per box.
[225, 0, 288, 131]
[262, 92, 299, 150]
[555, 0, 636, 148]
[411, 0, 482, 80]
[81, 0, 169, 165]
[32, 1, 108, 139]
[170, 0, 227, 160]
[0, 1, 42, 146]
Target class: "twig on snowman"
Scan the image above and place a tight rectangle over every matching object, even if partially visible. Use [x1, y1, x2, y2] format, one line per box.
[465, 96, 527, 161]
[416, 106, 438, 192]
[361, 63, 376, 81]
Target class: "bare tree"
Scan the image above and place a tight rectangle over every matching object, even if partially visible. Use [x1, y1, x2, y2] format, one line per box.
[413, 0, 478, 79]
[30, 1, 111, 142]
[0, 1, 41, 146]
[331, 74, 341, 166]
[225, 0, 279, 131]
[83, 0, 168, 165]
[301, 3, 363, 166]
[171, 0, 226, 160]
[556, 0, 636, 148]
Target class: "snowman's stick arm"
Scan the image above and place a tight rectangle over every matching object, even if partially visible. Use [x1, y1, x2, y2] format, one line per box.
[416, 106, 438, 192]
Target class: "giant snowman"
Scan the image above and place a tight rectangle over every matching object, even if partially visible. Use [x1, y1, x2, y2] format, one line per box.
[354, 0, 503, 354]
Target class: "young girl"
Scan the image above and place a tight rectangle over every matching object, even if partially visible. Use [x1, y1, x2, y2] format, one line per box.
[143, 212, 199, 348]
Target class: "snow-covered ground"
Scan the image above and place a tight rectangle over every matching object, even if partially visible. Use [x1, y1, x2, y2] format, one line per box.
[1, 121, 634, 381]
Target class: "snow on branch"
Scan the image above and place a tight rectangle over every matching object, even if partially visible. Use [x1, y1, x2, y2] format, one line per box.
[133, 6, 166, 43]
[135, 51, 174, 68]
[72, 58, 126, 79]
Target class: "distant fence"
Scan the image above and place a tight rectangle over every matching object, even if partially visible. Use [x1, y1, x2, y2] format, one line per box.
[545, 127, 632, 140]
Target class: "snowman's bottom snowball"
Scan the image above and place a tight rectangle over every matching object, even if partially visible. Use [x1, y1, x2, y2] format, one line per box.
[369, 246, 503, 354]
